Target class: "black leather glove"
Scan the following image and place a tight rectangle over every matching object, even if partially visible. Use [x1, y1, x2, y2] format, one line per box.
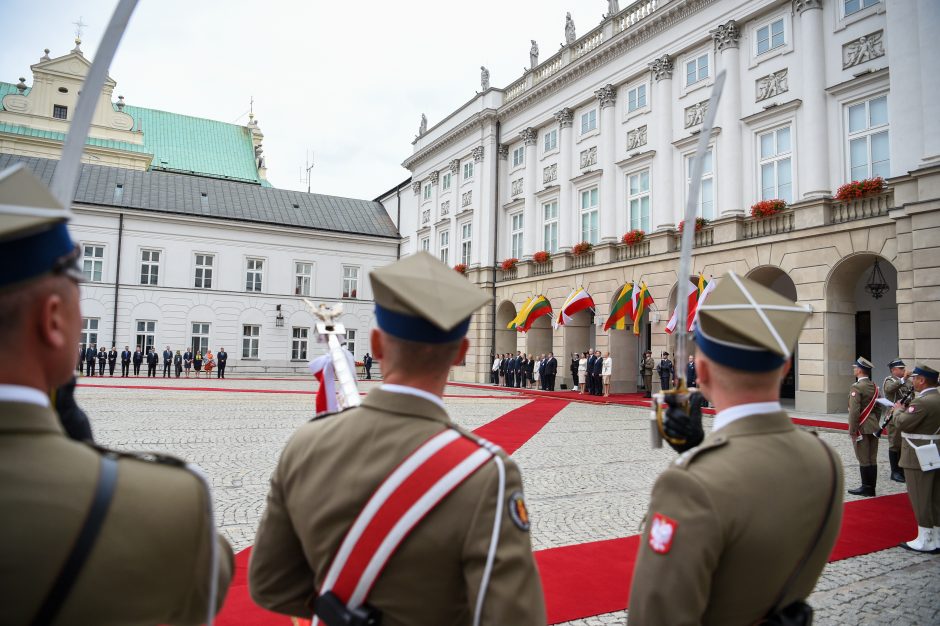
[664, 391, 705, 454]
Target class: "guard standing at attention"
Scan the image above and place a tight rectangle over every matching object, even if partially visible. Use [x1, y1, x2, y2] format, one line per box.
[656, 351, 674, 393]
[642, 350, 655, 398]
[848, 357, 881, 497]
[249, 251, 545, 626]
[883, 358, 913, 483]
[0, 164, 233, 625]
[629, 272, 843, 625]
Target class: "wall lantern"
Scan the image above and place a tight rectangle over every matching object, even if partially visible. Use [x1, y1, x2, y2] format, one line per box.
[275, 304, 285, 327]
[864, 259, 889, 300]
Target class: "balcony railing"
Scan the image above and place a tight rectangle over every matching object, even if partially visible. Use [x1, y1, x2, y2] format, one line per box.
[743, 210, 795, 239]
[617, 240, 651, 261]
[673, 228, 714, 251]
[615, 0, 658, 34]
[533, 261, 553, 276]
[499, 267, 518, 281]
[572, 251, 595, 269]
[831, 191, 892, 224]
[572, 28, 604, 61]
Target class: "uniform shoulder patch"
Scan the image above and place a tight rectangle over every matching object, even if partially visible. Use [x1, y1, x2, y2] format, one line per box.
[508, 491, 530, 531]
[648, 513, 678, 554]
[673, 435, 728, 468]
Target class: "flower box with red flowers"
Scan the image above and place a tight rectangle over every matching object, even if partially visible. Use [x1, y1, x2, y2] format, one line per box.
[500, 258, 519, 271]
[621, 229, 646, 246]
[454, 263, 468, 274]
[677, 217, 709, 233]
[532, 250, 551, 264]
[572, 241, 593, 256]
[835, 177, 886, 201]
[750, 199, 787, 219]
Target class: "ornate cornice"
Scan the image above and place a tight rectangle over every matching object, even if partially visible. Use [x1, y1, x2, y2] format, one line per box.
[401, 109, 499, 170]
[711, 19, 740, 52]
[595, 84, 617, 108]
[649, 54, 674, 82]
[793, 0, 823, 14]
[554, 107, 574, 128]
[520, 127, 538, 146]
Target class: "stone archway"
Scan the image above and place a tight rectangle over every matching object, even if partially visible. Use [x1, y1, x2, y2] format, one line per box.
[563, 309, 596, 388]
[525, 314, 553, 361]
[608, 326, 639, 393]
[495, 300, 518, 355]
[746, 266, 800, 401]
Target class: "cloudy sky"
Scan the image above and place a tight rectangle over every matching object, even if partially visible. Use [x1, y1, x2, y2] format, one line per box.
[1, 0, 614, 199]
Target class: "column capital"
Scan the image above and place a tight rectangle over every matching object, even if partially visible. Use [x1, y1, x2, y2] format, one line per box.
[554, 107, 574, 128]
[449, 158, 461, 174]
[595, 84, 617, 108]
[793, 0, 823, 14]
[498, 145, 509, 160]
[648, 54, 673, 81]
[429, 171, 439, 185]
[711, 19, 741, 52]
[412, 181, 422, 195]
[472, 146, 485, 162]
[520, 127, 538, 146]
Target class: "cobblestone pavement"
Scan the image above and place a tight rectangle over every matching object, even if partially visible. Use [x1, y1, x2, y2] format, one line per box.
[76, 376, 939, 625]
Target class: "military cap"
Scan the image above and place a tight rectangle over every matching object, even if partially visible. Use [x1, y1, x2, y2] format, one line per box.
[0, 164, 81, 288]
[694, 272, 811, 372]
[854, 357, 873, 371]
[887, 358, 905, 369]
[370, 251, 491, 344]
[913, 365, 939, 383]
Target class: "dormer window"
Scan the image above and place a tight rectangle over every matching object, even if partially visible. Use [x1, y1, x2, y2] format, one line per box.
[53, 105, 68, 120]
[57, 87, 69, 94]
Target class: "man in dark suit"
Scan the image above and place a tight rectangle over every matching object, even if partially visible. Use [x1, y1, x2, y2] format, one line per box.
[146, 348, 158, 378]
[537, 357, 546, 390]
[132, 346, 143, 376]
[506, 352, 516, 388]
[121, 345, 131, 377]
[162, 346, 173, 378]
[217, 348, 228, 379]
[78, 345, 85, 376]
[515, 352, 525, 388]
[97, 346, 107, 376]
[586, 348, 597, 395]
[591, 350, 604, 395]
[85, 344, 97, 377]
[108, 346, 118, 376]
[545, 352, 557, 391]
[499, 354, 508, 386]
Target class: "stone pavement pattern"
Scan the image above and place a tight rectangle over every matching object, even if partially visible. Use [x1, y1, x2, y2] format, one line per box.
[76, 377, 939, 625]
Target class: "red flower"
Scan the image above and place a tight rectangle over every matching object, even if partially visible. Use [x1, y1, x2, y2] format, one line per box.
[835, 177, 885, 201]
[500, 258, 519, 271]
[572, 241, 593, 256]
[750, 199, 787, 219]
[621, 230, 646, 245]
[677, 218, 709, 233]
[533, 251, 551, 264]
[454, 263, 468, 274]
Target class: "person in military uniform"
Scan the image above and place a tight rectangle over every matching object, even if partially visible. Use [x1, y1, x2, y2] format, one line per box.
[883, 358, 913, 483]
[848, 357, 881, 497]
[250, 251, 545, 625]
[0, 165, 233, 625]
[629, 272, 843, 625]
[642, 350, 655, 398]
[656, 351, 673, 393]
[895, 365, 940, 553]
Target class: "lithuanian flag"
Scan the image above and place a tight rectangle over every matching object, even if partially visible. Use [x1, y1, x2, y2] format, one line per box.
[507, 296, 534, 330]
[516, 295, 552, 333]
[632, 282, 655, 336]
[604, 282, 635, 330]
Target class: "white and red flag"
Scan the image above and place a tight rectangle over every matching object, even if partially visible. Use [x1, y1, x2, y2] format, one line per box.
[554, 288, 595, 329]
[665, 275, 715, 335]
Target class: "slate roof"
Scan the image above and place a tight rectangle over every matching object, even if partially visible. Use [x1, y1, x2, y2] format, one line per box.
[0, 153, 399, 239]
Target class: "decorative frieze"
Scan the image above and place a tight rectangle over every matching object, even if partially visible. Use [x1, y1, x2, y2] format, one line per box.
[421, 209, 430, 225]
[429, 171, 439, 185]
[498, 145, 510, 160]
[543, 163, 557, 184]
[511, 178, 524, 197]
[756, 69, 789, 102]
[580, 146, 597, 169]
[648, 54, 673, 81]
[793, 0, 822, 14]
[520, 127, 538, 146]
[412, 181, 422, 195]
[555, 107, 574, 128]
[627, 125, 648, 151]
[595, 84, 617, 108]
[449, 159, 461, 174]
[710, 19, 740, 52]
[843, 31, 884, 69]
[472, 146, 485, 162]
[462, 190, 473, 207]
[440, 200, 450, 216]
[684, 100, 709, 129]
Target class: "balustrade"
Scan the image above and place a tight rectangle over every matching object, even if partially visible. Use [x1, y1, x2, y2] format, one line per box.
[743, 210, 794, 239]
[617, 240, 650, 261]
[572, 252, 595, 269]
[831, 192, 892, 224]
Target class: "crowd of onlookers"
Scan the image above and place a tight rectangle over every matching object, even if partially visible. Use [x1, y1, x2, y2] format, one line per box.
[77, 345, 229, 379]
[490, 349, 614, 396]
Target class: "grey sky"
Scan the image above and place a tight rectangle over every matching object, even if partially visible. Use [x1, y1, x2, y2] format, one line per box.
[1, 0, 610, 199]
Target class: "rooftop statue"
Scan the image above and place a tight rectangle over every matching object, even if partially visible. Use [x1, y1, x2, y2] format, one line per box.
[607, 0, 620, 18]
[565, 13, 576, 45]
[530, 40, 539, 68]
[419, 113, 427, 136]
[481, 66, 490, 90]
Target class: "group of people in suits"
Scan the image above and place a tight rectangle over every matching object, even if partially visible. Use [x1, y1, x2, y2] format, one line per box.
[78, 344, 119, 377]
[491, 352, 558, 390]
[78, 345, 229, 379]
[574, 349, 612, 397]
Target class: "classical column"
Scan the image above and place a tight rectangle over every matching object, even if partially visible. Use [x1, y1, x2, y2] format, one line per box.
[471, 146, 485, 246]
[555, 108, 575, 250]
[711, 20, 743, 217]
[795, 0, 829, 197]
[649, 55, 675, 231]
[429, 170, 440, 223]
[596, 84, 619, 241]
[497, 146, 509, 259]
[885, 0, 923, 174]
[520, 128, 539, 257]
[916, 0, 940, 165]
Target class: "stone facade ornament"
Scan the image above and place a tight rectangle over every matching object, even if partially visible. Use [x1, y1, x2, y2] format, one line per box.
[543, 163, 558, 184]
[711, 20, 741, 52]
[441, 200, 450, 216]
[40, 48, 51, 62]
[580, 146, 598, 169]
[511, 178, 524, 197]
[520, 127, 538, 145]
[627, 125, 648, 151]
[843, 31, 884, 69]
[413, 181, 423, 195]
[649, 54, 674, 82]
[565, 12, 577, 45]
[449, 159, 461, 173]
[555, 107, 574, 128]
[472, 146, 485, 162]
[418, 114, 427, 136]
[481, 66, 490, 91]
[421, 209, 430, 225]
[429, 171, 439, 185]
[498, 145, 510, 160]
[685, 101, 709, 128]
[595, 84, 617, 108]
[756, 69, 789, 102]
[606, 0, 620, 18]
[793, 0, 823, 14]
[462, 191, 473, 207]
[530, 40, 539, 69]
[15, 77, 27, 93]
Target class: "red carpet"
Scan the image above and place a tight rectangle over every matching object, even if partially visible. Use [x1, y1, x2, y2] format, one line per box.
[473, 398, 569, 454]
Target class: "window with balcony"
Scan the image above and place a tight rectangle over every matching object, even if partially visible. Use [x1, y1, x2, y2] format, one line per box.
[759, 126, 793, 203]
[627, 169, 651, 232]
[686, 150, 715, 219]
[542, 201, 558, 254]
[580, 188, 599, 244]
[439, 230, 450, 265]
[847, 95, 889, 180]
[460, 222, 472, 266]
[510, 212, 524, 259]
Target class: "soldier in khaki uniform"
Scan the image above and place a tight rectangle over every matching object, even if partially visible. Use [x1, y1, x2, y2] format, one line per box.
[0, 165, 233, 625]
[896, 365, 940, 553]
[642, 350, 655, 398]
[883, 358, 913, 483]
[250, 252, 545, 625]
[629, 273, 843, 625]
[848, 357, 881, 497]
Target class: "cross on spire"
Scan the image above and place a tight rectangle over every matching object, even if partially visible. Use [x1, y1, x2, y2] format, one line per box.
[72, 16, 87, 41]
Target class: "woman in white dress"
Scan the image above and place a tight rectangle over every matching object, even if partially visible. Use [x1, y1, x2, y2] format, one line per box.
[577, 352, 588, 394]
[533, 355, 541, 389]
[602, 351, 613, 397]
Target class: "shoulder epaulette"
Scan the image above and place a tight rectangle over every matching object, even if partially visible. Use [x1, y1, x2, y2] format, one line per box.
[673, 434, 730, 468]
[308, 405, 357, 423]
[89, 444, 187, 468]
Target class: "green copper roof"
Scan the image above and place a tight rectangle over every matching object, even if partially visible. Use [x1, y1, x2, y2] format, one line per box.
[0, 121, 152, 154]
[0, 82, 29, 98]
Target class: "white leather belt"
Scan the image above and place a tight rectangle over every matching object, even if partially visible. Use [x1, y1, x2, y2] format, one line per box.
[902, 433, 940, 441]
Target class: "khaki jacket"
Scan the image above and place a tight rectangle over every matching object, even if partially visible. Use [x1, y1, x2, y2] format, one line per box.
[643, 357, 655, 375]
[848, 378, 880, 436]
[629, 412, 843, 625]
[0, 401, 233, 626]
[883, 376, 912, 403]
[249, 388, 545, 625]
[895, 387, 940, 470]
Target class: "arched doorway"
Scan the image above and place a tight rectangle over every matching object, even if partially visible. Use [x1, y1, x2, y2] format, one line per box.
[747, 266, 799, 401]
[608, 325, 639, 393]
[525, 314, 553, 360]
[495, 301, 518, 355]
[563, 309, 596, 389]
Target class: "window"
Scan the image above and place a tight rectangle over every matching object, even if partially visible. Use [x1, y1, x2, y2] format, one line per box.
[628, 170, 651, 232]
[756, 18, 785, 55]
[580, 109, 597, 135]
[844, 0, 878, 16]
[345, 329, 357, 357]
[687, 150, 715, 219]
[847, 95, 889, 180]
[194, 254, 214, 289]
[542, 201, 559, 254]
[686, 54, 709, 86]
[460, 222, 472, 266]
[580, 188, 599, 244]
[139, 249, 159, 285]
[81, 317, 99, 350]
[627, 83, 647, 113]
[544, 129, 558, 153]
[53, 105, 67, 119]
[463, 161, 474, 181]
[113, 184, 123, 203]
[423, 184, 432, 201]
[759, 126, 793, 203]
[295, 262, 313, 296]
[291, 327, 309, 360]
[136, 320, 156, 355]
[512, 146, 525, 168]
[342, 266, 359, 299]
[420, 237, 430, 252]
[439, 230, 450, 264]
[242, 325, 260, 358]
[246, 258, 263, 292]
[191, 322, 210, 356]
[510, 212, 524, 259]
[82, 244, 104, 282]
[441, 172, 451, 191]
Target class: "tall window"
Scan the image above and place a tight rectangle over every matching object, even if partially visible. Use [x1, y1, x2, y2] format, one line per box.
[295, 262, 313, 296]
[512, 146, 525, 168]
[441, 172, 451, 191]
[627, 83, 647, 113]
[291, 327, 308, 360]
[81, 318, 99, 349]
[242, 325, 260, 358]
[82, 244, 104, 282]
[140, 249, 159, 285]
[510, 213, 524, 259]
[686, 54, 709, 86]
[191, 322, 210, 356]
[53, 104, 68, 119]
[136, 320, 156, 355]
[342, 266, 359, 299]
[420, 237, 430, 252]
[847, 95, 889, 180]
[844, 0, 878, 16]
[756, 18, 785, 55]
[460, 222, 472, 266]
[246, 258, 263, 292]
[439, 230, 450, 264]
[687, 150, 715, 219]
[194, 254, 214, 289]
[423, 184, 432, 201]
[759, 126, 793, 203]
[628, 170, 651, 232]
[580, 109, 597, 135]
[580, 188, 599, 244]
[542, 201, 559, 254]
[345, 329, 357, 357]
[463, 161, 474, 180]
[543, 129, 558, 153]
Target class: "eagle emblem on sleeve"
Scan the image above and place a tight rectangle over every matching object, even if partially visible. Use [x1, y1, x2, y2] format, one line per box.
[649, 513, 678, 554]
